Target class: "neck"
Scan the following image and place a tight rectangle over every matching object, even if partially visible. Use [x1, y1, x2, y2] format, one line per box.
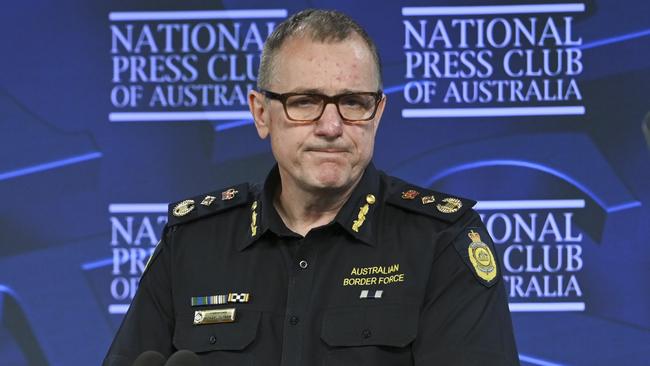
[274, 172, 362, 237]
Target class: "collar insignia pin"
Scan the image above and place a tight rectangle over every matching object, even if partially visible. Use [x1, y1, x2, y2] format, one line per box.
[352, 194, 376, 232]
[250, 201, 258, 237]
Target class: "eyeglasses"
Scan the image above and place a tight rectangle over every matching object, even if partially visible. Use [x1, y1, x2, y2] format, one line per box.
[260, 89, 383, 123]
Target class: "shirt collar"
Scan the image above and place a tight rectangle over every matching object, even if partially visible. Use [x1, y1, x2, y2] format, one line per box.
[238, 162, 381, 251]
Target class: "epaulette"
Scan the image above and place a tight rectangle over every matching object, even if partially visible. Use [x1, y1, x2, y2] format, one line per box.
[167, 183, 251, 227]
[386, 181, 476, 223]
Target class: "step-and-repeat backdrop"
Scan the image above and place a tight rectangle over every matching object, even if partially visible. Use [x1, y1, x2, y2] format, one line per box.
[1, 1, 649, 365]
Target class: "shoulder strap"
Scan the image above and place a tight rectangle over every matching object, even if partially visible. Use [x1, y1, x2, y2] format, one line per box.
[167, 183, 251, 227]
[385, 181, 475, 223]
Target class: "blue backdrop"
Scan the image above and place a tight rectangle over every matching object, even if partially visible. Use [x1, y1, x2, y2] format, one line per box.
[1, 1, 649, 365]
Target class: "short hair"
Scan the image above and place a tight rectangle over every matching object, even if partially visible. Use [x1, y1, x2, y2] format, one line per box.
[257, 9, 383, 90]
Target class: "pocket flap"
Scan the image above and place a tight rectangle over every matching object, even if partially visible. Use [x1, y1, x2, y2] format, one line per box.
[321, 304, 418, 348]
[173, 309, 261, 353]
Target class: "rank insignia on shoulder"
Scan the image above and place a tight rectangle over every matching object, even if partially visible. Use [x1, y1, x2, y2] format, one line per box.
[387, 184, 475, 223]
[173, 199, 195, 217]
[222, 188, 238, 200]
[201, 195, 216, 206]
[437, 197, 462, 214]
[454, 228, 499, 287]
[168, 183, 250, 227]
[401, 189, 420, 199]
[421, 195, 435, 204]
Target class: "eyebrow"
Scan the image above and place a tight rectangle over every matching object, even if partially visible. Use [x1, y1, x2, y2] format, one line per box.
[288, 88, 372, 94]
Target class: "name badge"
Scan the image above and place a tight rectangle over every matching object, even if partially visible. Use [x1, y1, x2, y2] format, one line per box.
[193, 308, 236, 325]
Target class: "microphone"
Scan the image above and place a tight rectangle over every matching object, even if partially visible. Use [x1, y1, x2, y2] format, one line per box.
[164, 350, 202, 366]
[132, 350, 166, 366]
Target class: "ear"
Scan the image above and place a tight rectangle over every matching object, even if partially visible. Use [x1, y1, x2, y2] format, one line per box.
[248, 90, 270, 139]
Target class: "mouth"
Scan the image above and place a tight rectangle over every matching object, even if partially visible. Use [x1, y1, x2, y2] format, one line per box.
[305, 146, 349, 153]
[308, 149, 347, 153]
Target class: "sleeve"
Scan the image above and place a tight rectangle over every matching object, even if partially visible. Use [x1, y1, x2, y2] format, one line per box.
[102, 226, 176, 366]
[412, 211, 520, 366]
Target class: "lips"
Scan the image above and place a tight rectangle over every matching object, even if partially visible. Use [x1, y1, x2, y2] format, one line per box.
[309, 149, 347, 153]
[305, 146, 349, 153]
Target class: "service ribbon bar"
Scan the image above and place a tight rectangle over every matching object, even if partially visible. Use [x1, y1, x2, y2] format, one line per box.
[191, 295, 227, 307]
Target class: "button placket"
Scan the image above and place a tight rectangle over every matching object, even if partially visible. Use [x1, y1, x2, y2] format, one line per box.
[280, 236, 320, 366]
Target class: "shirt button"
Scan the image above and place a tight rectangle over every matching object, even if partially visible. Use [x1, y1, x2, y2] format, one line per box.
[299, 260, 308, 269]
[209, 335, 217, 344]
[361, 329, 372, 339]
[289, 316, 300, 325]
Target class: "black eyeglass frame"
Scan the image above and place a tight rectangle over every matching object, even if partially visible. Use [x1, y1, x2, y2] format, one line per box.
[260, 89, 384, 123]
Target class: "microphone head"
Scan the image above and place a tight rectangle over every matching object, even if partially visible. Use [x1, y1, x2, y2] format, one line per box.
[132, 350, 166, 366]
[164, 350, 202, 366]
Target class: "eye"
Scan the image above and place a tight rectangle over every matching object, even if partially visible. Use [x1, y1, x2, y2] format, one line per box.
[340, 95, 371, 109]
[287, 95, 321, 108]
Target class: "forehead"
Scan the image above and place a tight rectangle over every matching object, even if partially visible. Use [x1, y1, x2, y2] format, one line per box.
[269, 35, 379, 93]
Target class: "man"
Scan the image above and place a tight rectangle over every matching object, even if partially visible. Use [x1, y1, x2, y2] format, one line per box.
[104, 9, 519, 366]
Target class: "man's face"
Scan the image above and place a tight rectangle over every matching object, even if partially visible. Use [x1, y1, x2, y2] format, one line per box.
[250, 34, 385, 194]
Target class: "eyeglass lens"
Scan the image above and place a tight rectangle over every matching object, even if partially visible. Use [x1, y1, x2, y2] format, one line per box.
[285, 94, 378, 121]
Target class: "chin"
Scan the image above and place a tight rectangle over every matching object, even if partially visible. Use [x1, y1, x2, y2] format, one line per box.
[313, 175, 347, 190]
[310, 166, 349, 190]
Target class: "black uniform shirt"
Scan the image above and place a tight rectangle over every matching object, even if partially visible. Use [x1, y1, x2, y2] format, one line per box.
[104, 163, 520, 366]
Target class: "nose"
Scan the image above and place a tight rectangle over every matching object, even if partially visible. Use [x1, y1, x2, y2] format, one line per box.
[314, 102, 343, 139]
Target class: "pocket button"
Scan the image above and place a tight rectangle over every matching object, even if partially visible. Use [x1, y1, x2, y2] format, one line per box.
[361, 329, 372, 339]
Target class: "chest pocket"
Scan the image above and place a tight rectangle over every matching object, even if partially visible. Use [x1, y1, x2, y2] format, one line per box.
[173, 309, 260, 364]
[321, 304, 418, 366]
